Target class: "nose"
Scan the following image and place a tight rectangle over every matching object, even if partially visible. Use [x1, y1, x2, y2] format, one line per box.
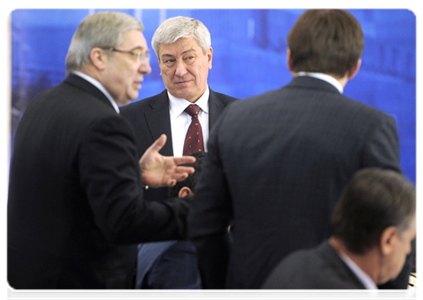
[175, 60, 188, 78]
[139, 59, 152, 74]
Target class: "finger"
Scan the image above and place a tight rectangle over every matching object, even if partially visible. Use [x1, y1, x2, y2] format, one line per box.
[173, 156, 196, 165]
[149, 134, 167, 152]
[164, 175, 187, 187]
[175, 166, 195, 174]
[171, 173, 190, 183]
[167, 179, 177, 187]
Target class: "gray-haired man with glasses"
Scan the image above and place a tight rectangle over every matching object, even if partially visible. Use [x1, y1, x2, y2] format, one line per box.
[103, 47, 151, 65]
[8, 11, 197, 289]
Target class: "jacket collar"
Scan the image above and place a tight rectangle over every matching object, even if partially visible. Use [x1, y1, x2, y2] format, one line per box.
[289, 75, 342, 95]
[64, 73, 118, 112]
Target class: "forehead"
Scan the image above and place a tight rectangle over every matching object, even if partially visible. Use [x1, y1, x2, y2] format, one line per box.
[119, 30, 147, 49]
[159, 37, 202, 56]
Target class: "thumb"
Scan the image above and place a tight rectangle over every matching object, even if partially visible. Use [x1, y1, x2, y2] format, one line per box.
[150, 134, 167, 152]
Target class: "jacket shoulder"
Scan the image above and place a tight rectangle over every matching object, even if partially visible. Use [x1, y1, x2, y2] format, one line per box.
[120, 92, 166, 118]
[210, 90, 239, 104]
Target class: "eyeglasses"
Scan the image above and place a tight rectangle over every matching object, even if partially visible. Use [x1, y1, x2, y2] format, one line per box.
[105, 47, 150, 65]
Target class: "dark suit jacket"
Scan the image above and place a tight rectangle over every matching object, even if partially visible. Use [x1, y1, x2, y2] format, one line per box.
[262, 241, 366, 289]
[187, 76, 402, 289]
[121, 89, 236, 299]
[8, 74, 191, 289]
[120, 89, 237, 202]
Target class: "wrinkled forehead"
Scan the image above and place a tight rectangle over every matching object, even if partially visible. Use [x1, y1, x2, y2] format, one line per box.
[159, 37, 204, 56]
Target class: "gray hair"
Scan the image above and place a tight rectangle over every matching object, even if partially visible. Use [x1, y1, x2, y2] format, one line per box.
[151, 16, 211, 58]
[65, 11, 144, 74]
[330, 168, 416, 254]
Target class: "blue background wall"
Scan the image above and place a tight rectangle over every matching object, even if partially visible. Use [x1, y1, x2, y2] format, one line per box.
[10, 9, 416, 183]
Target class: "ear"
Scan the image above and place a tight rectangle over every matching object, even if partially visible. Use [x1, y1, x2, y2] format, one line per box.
[207, 47, 213, 70]
[287, 48, 294, 72]
[379, 226, 399, 256]
[90, 47, 108, 71]
[347, 58, 361, 80]
[178, 186, 193, 198]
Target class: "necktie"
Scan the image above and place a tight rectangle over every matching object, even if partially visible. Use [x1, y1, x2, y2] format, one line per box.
[183, 104, 204, 155]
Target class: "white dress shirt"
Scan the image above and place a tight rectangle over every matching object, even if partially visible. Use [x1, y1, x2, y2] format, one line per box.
[168, 87, 210, 157]
[296, 72, 344, 94]
[338, 252, 378, 289]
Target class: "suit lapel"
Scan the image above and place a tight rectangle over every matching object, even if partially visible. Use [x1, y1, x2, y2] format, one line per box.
[144, 90, 173, 156]
[208, 89, 225, 129]
[64, 74, 117, 112]
[145, 89, 229, 155]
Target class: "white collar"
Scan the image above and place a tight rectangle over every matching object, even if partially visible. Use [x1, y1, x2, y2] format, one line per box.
[168, 87, 210, 117]
[296, 72, 344, 94]
[338, 252, 378, 289]
[72, 71, 120, 113]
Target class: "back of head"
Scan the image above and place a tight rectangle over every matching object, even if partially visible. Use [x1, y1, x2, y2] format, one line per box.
[168, 151, 207, 198]
[287, 9, 364, 78]
[330, 168, 415, 254]
[66, 11, 144, 74]
[151, 16, 211, 58]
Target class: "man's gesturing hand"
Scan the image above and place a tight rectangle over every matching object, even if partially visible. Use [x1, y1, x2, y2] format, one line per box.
[139, 134, 196, 188]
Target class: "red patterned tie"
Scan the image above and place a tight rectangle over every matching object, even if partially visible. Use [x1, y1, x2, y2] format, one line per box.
[183, 104, 204, 155]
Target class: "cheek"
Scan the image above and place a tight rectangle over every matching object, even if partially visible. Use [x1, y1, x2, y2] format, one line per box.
[391, 245, 408, 278]
[124, 68, 138, 85]
[197, 64, 209, 80]
[160, 69, 170, 80]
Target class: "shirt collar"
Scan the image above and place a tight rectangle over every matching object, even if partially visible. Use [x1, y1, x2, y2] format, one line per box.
[296, 72, 344, 94]
[168, 86, 209, 117]
[338, 252, 378, 289]
[72, 71, 120, 113]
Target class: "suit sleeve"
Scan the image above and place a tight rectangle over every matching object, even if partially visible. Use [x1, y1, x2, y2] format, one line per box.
[361, 114, 401, 172]
[78, 115, 191, 244]
[363, 113, 413, 289]
[187, 113, 233, 288]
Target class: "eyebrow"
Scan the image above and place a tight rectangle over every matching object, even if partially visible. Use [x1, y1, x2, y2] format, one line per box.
[128, 46, 147, 52]
[182, 48, 196, 55]
[161, 48, 196, 58]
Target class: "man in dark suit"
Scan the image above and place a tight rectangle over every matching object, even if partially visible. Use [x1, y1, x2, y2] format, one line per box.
[263, 168, 416, 289]
[120, 16, 237, 289]
[8, 11, 196, 289]
[187, 9, 408, 289]
[136, 152, 206, 289]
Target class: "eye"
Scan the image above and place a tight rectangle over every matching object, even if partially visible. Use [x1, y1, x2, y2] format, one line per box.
[185, 56, 195, 64]
[132, 52, 143, 59]
[163, 58, 176, 65]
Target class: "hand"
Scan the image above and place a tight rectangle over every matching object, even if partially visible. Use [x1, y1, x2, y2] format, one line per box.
[139, 134, 196, 188]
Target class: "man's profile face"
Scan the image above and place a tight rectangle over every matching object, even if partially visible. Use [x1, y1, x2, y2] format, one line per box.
[379, 220, 416, 284]
[102, 30, 152, 105]
[158, 37, 212, 103]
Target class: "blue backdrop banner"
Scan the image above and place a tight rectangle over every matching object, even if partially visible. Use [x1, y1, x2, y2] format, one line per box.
[10, 9, 416, 183]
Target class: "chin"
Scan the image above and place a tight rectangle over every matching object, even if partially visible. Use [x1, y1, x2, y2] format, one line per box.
[121, 100, 131, 106]
[377, 277, 390, 285]
[127, 93, 139, 103]
[118, 96, 135, 106]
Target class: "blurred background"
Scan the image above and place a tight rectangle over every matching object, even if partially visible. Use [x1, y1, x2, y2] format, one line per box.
[10, 8, 416, 183]
[4, 4, 420, 272]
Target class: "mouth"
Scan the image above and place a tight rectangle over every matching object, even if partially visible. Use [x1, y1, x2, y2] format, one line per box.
[175, 80, 191, 86]
[134, 81, 142, 89]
